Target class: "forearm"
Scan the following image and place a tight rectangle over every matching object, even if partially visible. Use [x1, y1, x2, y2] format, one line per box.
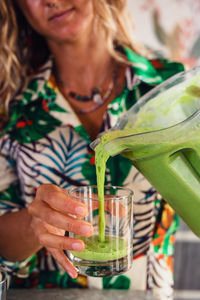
[0, 208, 42, 262]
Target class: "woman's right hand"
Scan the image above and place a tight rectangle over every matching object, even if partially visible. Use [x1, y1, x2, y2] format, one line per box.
[27, 184, 93, 278]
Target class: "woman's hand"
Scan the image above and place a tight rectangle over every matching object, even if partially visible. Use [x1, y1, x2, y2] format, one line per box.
[28, 184, 93, 279]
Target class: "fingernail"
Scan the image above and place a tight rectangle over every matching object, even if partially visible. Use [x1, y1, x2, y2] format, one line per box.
[72, 243, 83, 251]
[81, 225, 92, 236]
[68, 270, 77, 279]
[75, 206, 85, 216]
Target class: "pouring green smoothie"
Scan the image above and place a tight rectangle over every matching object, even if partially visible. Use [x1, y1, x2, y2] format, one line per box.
[95, 69, 200, 238]
[72, 68, 200, 264]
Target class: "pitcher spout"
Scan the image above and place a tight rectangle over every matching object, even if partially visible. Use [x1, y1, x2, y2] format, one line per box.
[90, 137, 102, 151]
[90, 129, 133, 157]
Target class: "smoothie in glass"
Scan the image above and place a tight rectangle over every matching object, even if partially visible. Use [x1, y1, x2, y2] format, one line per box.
[68, 186, 133, 277]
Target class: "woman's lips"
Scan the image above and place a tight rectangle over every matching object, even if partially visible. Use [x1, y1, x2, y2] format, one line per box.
[48, 8, 75, 22]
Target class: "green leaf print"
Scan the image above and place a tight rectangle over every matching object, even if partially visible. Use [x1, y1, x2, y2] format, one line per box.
[106, 155, 132, 186]
[5, 98, 62, 143]
[27, 79, 38, 93]
[0, 182, 24, 206]
[48, 102, 67, 112]
[24, 92, 33, 103]
[109, 95, 125, 116]
[38, 270, 69, 289]
[75, 125, 90, 142]
[103, 275, 130, 289]
[125, 90, 137, 111]
[39, 91, 56, 102]
[82, 160, 97, 185]
[162, 215, 179, 256]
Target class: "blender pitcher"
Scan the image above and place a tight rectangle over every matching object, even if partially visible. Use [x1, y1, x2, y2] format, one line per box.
[91, 66, 200, 237]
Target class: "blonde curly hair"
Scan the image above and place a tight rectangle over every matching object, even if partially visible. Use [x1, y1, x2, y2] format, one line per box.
[0, 0, 143, 114]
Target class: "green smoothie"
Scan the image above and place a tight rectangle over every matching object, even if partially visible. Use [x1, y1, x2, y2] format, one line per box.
[72, 133, 131, 261]
[71, 235, 128, 261]
[72, 130, 133, 262]
[74, 76, 200, 263]
[94, 79, 200, 237]
[94, 129, 134, 243]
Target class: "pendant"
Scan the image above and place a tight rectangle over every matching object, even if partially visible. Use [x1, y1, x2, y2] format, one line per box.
[93, 93, 103, 105]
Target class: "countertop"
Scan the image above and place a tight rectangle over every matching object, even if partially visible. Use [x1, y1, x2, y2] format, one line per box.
[7, 289, 157, 300]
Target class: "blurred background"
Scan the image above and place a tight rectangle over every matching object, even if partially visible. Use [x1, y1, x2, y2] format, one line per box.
[127, 1, 200, 299]
[127, 0, 200, 68]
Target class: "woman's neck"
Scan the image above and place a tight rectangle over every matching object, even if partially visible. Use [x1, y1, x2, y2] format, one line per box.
[47, 29, 113, 94]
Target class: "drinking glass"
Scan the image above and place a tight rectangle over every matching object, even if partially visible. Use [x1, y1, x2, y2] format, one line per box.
[67, 186, 133, 277]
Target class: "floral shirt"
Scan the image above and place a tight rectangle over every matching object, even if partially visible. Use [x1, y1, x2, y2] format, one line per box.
[0, 48, 183, 299]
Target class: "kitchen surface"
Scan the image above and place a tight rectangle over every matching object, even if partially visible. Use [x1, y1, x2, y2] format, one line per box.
[7, 289, 157, 300]
[7, 288, 200, 300]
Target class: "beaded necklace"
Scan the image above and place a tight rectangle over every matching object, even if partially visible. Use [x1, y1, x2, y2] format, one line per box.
[54, 62, 118, 114]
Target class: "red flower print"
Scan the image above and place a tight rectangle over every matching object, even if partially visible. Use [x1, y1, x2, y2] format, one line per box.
[90, 155, 95, 165]
[67, 124, 74, 129]
[151, 59, 164, 69]
[16, 120, 33, 128]
[134, 253, 144, 260]
[42, 99, 49, 112]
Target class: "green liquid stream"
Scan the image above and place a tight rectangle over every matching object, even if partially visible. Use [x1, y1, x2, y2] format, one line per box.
[94, 80, 200, 240]
[75, 80, 200, 260]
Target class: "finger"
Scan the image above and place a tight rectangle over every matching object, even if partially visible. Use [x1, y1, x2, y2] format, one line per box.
[31, 218, 85, 252]
[47, 247, 78, 279]
[39, 233, 85, 251]
[76, 197, 126, 217]
[72, 191, 126, 217]
[29, 202, 93, 236]
[105, 200, 126, 217]
[91, 200, 126, 217]
[36, 184, 88, 217]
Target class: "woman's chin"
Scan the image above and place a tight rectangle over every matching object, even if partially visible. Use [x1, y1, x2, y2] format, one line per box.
[47, 24, 90, 45]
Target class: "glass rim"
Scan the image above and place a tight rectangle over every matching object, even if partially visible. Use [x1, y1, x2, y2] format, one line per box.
[68, 185, 134, 201]
[0, 269, 7, 284]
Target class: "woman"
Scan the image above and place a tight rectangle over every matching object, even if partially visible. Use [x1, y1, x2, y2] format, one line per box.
[0, 0, 183, 298]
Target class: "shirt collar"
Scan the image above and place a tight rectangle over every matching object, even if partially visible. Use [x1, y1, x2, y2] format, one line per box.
[10, 47, 163, 121]
[28, 47, 163, 93]
[123, 47, 163, 85]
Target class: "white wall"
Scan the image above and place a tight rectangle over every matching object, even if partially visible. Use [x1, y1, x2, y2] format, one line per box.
[126, 0, 200, 67]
